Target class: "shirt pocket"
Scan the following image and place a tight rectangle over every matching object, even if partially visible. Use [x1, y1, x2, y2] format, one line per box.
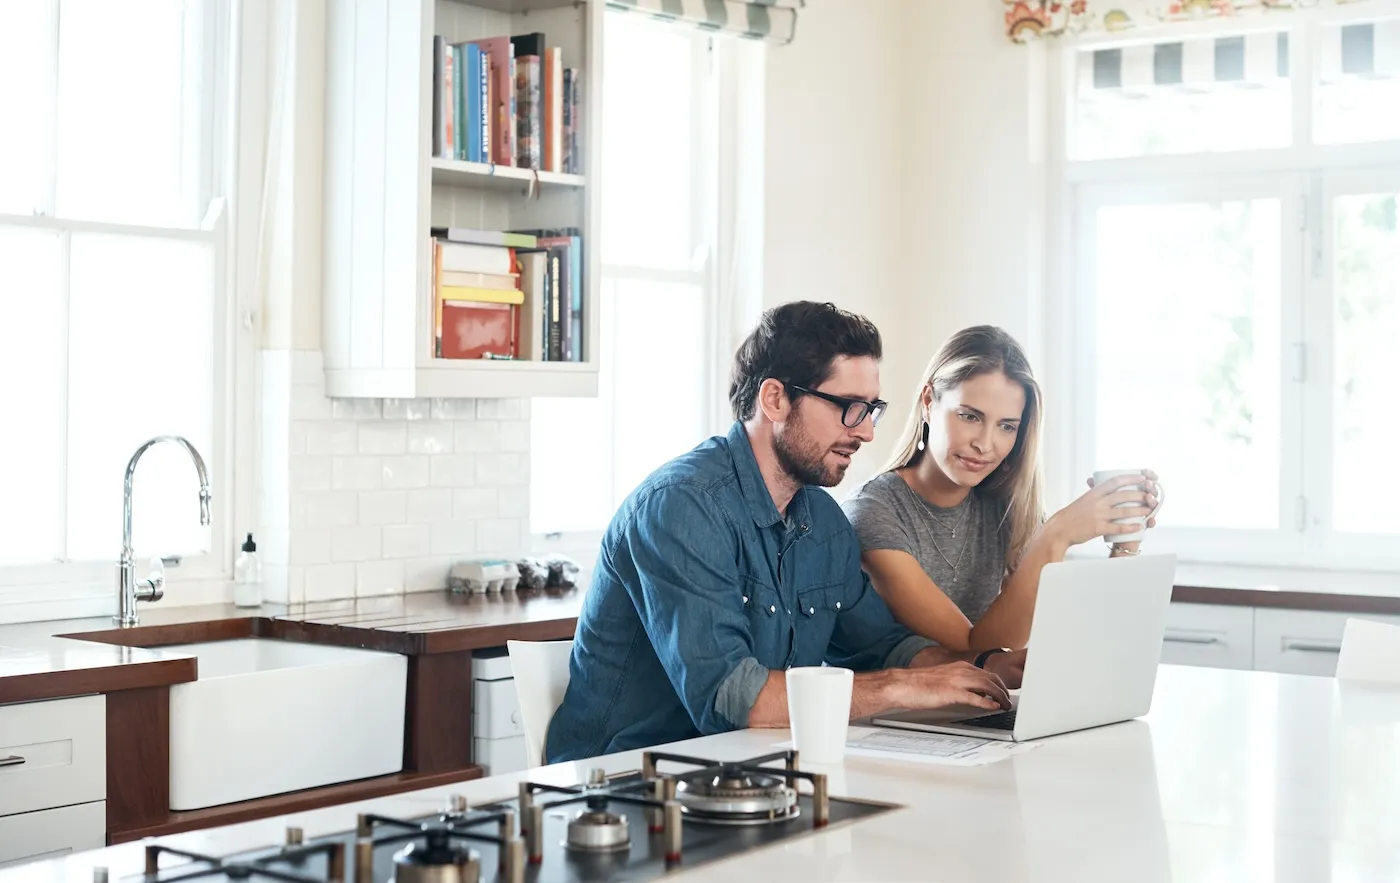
[793, 582, 844, 666]
[739, 578, 786, 668]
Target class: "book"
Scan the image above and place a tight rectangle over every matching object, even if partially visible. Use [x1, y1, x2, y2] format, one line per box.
[431, 226, 538, 248]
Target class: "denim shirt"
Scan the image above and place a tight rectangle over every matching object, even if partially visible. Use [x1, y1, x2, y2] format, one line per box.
[544, 421, 934, 762]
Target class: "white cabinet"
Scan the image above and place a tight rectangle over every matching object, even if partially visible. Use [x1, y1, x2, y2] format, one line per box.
[471, 649, 527, 775]
[1161, 603, 1255, 671]
[0, 802, 106, 869]
[0, 695, 106, 867]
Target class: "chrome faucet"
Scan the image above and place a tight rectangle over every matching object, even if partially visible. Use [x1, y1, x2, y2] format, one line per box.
[116, 435, 212, 627]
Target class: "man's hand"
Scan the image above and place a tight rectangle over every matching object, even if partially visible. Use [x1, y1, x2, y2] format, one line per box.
[881, 662, 1011, 713]
[981, 649, 1026, 690]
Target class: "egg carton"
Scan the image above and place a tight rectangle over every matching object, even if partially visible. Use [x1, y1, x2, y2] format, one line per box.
[447, 559, 520, 594]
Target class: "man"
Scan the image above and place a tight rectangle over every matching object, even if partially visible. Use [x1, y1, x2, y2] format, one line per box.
[545, 301, 1023, 762]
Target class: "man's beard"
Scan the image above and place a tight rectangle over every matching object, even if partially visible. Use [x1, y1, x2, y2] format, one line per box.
[774, 417, 852, 488]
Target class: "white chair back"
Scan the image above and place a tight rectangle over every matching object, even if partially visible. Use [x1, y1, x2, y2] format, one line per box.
[507, 639, 574, 766]
[1336, 618, 1400, 684]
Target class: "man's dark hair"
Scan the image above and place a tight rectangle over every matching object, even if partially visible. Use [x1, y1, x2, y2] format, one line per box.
[728, 301, 883, 422]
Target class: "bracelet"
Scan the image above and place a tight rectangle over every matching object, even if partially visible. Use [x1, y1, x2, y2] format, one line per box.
[1110, 545, 1141, 556]
[974, 648, 1009, 668]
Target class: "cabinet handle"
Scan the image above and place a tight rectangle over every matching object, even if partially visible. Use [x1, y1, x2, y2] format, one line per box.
[0, 755, 24, 767]
[1163, 632, 1222, 645]
[1281, 638, 1341, 654]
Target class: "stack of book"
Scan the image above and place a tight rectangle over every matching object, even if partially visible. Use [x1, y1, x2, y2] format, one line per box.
[430, 227, 584, 362]
[431, 31, 583, 174]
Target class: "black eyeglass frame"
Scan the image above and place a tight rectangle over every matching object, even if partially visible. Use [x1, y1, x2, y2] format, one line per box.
[784, 383, 888, 428]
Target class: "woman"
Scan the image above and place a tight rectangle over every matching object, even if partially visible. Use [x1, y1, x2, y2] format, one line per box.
[841, 325, 1160, 655]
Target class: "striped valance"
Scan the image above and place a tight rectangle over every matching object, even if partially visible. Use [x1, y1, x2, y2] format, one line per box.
[606, 0, 803, 45]
[1006, 0, 1373, 43]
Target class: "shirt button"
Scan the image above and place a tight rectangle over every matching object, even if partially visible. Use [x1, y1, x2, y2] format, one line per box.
[800, 523, 808, 532]
[768, 604, 776, 614]
[835, 601, 841, 610]
[808, 606, 815, 615]
[742, 595, 748, 605]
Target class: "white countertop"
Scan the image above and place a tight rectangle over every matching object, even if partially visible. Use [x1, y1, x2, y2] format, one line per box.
[11, 664, 1400, 882]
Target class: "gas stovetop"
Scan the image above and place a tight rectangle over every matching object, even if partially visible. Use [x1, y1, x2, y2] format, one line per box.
[114, 750, 899, 883]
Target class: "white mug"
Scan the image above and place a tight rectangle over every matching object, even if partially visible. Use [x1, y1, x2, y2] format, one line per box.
[786, 666, 853, 765]
[1092, 469, 1165, 545]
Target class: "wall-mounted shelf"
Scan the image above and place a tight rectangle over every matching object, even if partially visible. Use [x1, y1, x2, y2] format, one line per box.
[322, 0, 602, 400]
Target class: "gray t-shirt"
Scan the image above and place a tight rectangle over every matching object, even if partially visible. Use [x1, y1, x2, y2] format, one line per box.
[840, 471, 1009, 623]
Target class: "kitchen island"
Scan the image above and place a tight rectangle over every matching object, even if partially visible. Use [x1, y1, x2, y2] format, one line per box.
[6, 663, 1399, 882]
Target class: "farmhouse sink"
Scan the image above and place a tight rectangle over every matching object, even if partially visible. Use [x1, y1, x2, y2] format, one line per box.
[162, 638, 407, 811]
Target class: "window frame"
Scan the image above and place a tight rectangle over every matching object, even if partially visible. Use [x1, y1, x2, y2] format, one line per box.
[1049, 0, 1400, 573]
[530, 18, 726, 559]
[0, 0, 252, 621]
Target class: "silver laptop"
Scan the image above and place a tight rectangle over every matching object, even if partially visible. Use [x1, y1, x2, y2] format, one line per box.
[871, 553, 1177, 742]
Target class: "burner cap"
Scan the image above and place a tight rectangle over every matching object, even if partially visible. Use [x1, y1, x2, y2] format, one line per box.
[674, 767, 799, 825]
[392, 830, 481, 883]
[565, 809, 631, 852]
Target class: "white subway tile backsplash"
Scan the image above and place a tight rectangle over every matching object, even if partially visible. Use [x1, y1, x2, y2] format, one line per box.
[430, 454, 478, 487]
[406, 488, 454, 523]
[476, 518, 525, 556]
[407, 422, 454, 455]
[498, 485, 529, 518]
[431, 398, 476, 420]
[359, 491, 408, 525]
[359, 422, 407, 455]
[356, 560, 405, 597]
[288, 423, 309, 456]
[303, 492, 358, 528]
[476, 399, 525, 420]
[383, 398, 432, 421]
[305, 421, 358, 456]
[406, 558, 453, 593]
[430, 521, 476, 556]
[497, 420, 530, 452]
[333, 456, 384, 491]
[382, 524, 431, 559]
[454, 488, 498, 520]
[289, 456, 333, 492]
[290, 527, 332, 565]
[332, 398, 382, 420]
[293, 349, 325, 383]
[475, 453, 526, 487]
[332, 525, 383, 562]
[291, 384, 333, 421]
[304, 563, 355, 602]
[455, 421, 500, 453]
[382, 456, 431, 489]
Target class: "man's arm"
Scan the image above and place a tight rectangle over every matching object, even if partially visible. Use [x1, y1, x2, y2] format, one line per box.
[744, 661, 1011, 728]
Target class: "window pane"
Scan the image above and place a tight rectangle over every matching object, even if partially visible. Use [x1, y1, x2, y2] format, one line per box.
[55, 0, 196, 226]
[1332, 190, 1400, 534]
[65, 234, 214, 561]
[1091, 199, 1282, 530]
[609, 279, 706, 502]
[0, 3, 54, 215]
[1071, 34, 1291, 160]
[1315, 19, 1400, 145]
[600, 16, 696, 270]
[0, 229, 63, 565]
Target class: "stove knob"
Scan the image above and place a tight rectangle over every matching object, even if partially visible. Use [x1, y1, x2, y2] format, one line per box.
[285, 826, 304, 847]
[587, 768, 607, 787]
[448, 794, 469, 813]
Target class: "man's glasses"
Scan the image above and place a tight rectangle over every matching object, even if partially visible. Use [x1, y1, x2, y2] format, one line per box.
[786, 384, 887, 428]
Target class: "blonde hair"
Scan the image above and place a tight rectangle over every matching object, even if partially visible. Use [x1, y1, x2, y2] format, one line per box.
[879, 326, 1046, 568]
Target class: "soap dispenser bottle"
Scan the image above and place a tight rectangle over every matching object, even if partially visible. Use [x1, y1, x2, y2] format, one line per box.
[233, 533, 262, 608]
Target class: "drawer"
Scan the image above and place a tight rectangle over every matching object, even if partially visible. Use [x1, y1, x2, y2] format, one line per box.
[0, 694, 105, 817]
[472, 648, 514, 681]
[1160, 603, 1255, 671]
[473, 736, 527, 777]
[473, 678, 523, 740]
[1253, 608, 1400, 677]
[0, 800, 106, 869]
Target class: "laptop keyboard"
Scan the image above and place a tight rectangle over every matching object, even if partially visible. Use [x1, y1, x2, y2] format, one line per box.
[954, 709, 1017, 730]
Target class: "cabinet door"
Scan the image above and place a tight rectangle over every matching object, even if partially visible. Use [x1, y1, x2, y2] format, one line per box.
[0, 801, 106, 869]
[1253, 608, 1400, 676]
[0, 695, 106, 817]
[1160, 603, 1255, 670]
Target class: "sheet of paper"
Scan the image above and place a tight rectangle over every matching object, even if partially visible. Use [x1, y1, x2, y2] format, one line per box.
[776, 729, 1037, 766]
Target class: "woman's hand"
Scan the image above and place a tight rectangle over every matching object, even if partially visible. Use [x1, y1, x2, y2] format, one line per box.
[1086, 470, 1161, 554]
[1045, 472, 1159, 547]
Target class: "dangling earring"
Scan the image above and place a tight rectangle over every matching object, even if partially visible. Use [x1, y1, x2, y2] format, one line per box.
[916, 417, 928, 452]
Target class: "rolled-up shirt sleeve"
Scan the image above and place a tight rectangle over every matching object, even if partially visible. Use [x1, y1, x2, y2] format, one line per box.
[613, 482, 764, 732]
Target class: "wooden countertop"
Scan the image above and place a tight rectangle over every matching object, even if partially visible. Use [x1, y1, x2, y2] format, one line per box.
[0, 588, 583, 704]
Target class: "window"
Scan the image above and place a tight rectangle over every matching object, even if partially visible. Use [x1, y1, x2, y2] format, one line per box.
[530, 13, 721, 542]
[1059, 5, 1400, 569]
[0, 0, 235, 600]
